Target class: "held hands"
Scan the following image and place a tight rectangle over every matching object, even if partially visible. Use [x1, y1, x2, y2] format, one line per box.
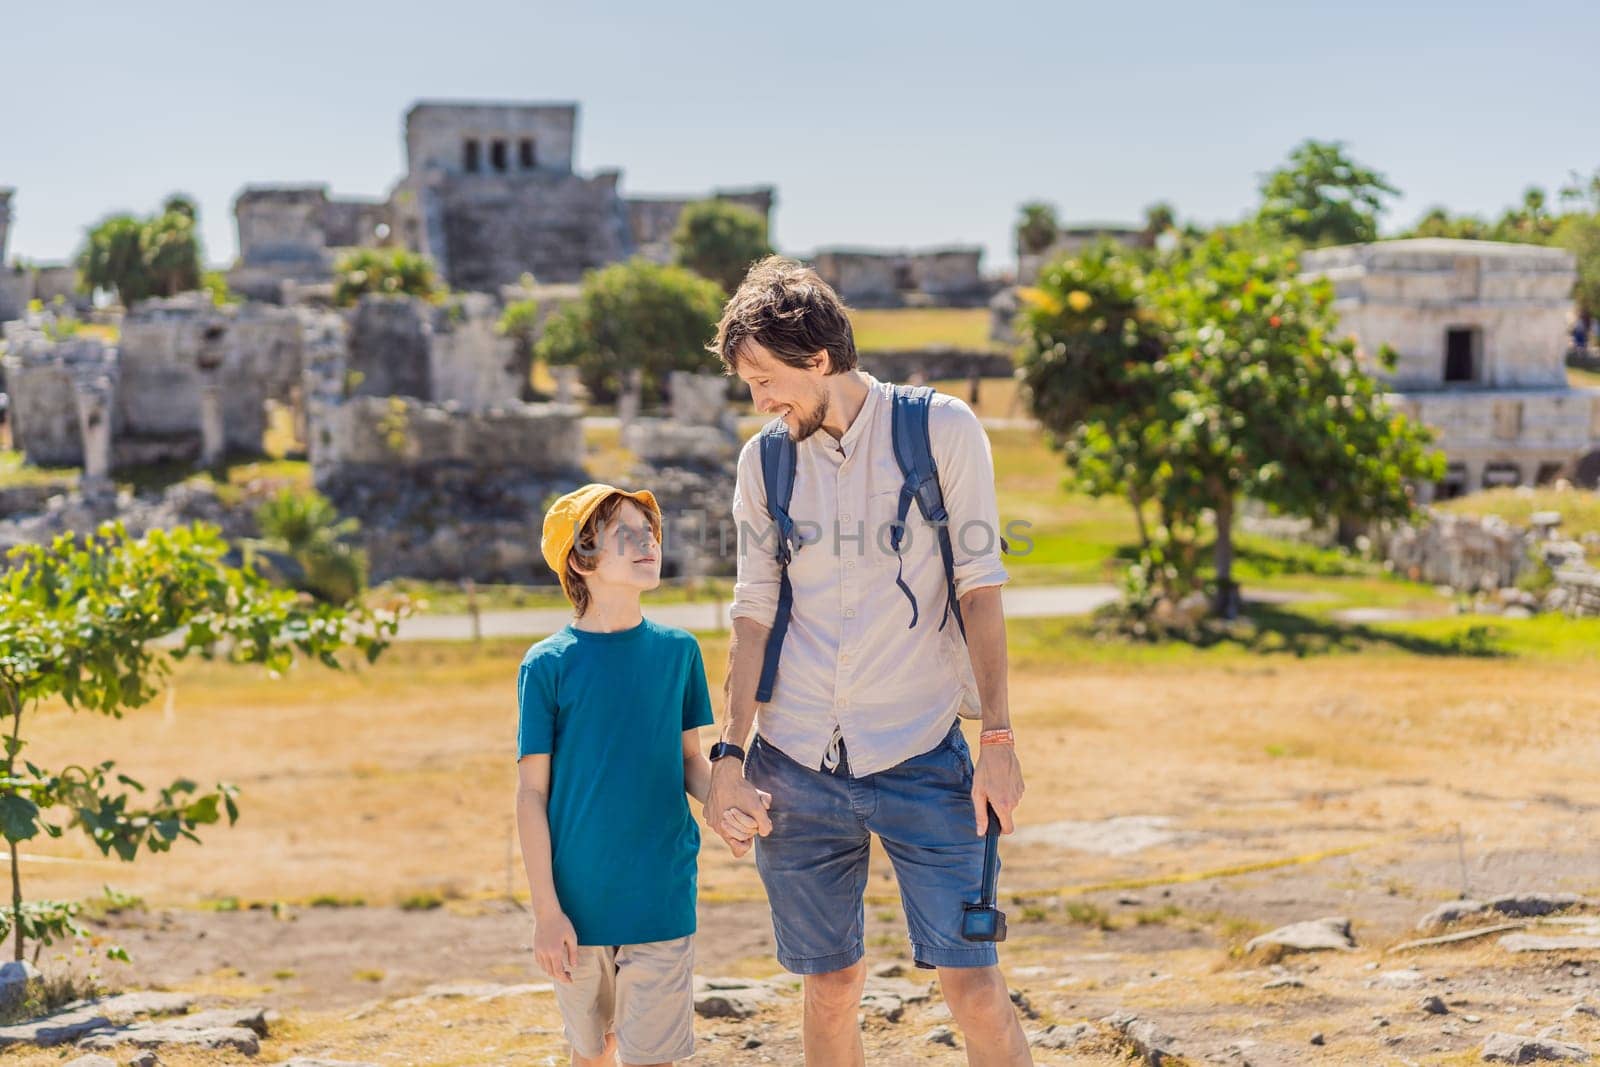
[972, 741, 1024, 836]
[533, 909, 580, 984]
[705, 759, 772, 858]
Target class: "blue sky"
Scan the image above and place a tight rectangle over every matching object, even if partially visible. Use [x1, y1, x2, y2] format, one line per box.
[4, 1, 1596, 272]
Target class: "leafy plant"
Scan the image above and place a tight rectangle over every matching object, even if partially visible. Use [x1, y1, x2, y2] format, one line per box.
[535, 259, 725, 403]
[497, 297, 541, 401]
[1016, 201, 1060, 255]
[1018, 236, 1444, 617]
[1255, 140, 1398, 247]
[0, 522, 398, 961]
[332, 248, 442, 307]
[254, 488, 369, 605]
[671, 200, 771, 293]
[76, 194, 203, 305]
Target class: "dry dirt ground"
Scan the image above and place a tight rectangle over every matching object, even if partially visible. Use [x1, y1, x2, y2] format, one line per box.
[6, 625, 1600, 1065]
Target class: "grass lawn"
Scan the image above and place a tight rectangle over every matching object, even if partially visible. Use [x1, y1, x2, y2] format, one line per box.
[1569, 364, 1600, 388]
[848, 307, 1003, 352]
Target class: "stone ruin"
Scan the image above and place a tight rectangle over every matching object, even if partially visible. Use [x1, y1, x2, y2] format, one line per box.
[1302, 238, 1600, 498]
[229, 101, 778, 300]
[618, 370, 741, 582]
[810, 246, 990, 308]
[300, 295, 585, 581]
[2, 294, 304, 475]
[0, 287, 593, 582]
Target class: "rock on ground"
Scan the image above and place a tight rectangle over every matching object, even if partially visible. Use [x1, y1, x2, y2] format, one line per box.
[0, 961, 40, 1017]
[1102, 1011, 1181, 1065]
[1029, 1022, 1095, 1050]
[1245, 916, 1357, 956]
[1480, 1031, 1591, 1062]
[1419, 894, 1595, 932]
[77, 1025, 261, 1054]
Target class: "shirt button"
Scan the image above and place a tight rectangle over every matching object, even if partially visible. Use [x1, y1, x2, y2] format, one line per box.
[845, 609, 857, 618]
[845, 560, 855, 569]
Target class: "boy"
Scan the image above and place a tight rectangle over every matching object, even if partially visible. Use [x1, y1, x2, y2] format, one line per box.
[515, 483, 762, 1067]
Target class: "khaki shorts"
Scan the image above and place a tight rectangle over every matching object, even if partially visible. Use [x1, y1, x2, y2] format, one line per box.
[552, 935, 695, 1063]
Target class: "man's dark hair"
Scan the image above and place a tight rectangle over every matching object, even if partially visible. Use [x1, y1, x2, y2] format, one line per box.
[709, 255, 858, 375]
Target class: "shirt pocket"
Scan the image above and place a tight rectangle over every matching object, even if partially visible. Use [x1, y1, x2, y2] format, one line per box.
[865, 488, 910, 574]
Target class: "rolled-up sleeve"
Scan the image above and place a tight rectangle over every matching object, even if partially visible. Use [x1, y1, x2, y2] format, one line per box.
[929, 396, 1010, 599]
[729, 435, 781, 626]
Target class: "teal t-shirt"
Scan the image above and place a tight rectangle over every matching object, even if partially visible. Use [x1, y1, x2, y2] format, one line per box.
[517, 617, 714, 946]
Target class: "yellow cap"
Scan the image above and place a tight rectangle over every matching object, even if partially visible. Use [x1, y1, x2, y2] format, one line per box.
[540, 483, 662, 600]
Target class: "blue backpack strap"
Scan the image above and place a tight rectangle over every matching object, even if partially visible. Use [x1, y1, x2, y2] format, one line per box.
[756, 418, 800, 703]
[890, 385, 966, 640]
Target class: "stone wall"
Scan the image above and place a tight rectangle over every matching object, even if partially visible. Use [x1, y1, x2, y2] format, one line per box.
[116, 293, 302, 453]
[812, 247, 988, 307]
[346, 296, 432, 401]
[310, 395, 585, 581]
[312, 395, 582, 480]
[0, 323, 97, 465]
[427, 293, 523, 411]
[405, 102, 578, 178]
[229, 186, 334, 302]
[812, 250, 901, 306]
[1396, 389, 1600, 493]
[910, 248, 985, 302]
[626, 188, 776, 263]
[419, 170, 633, 289]
[1301, 239, 1576, 390]
[858, 347, 1015, 383]
[1375, 512, 1532, 591]
[0, 267, 27, 324]
[319, 198, 389, 249]
[0, 188, 11, 266]
[341, 293, 522, 411]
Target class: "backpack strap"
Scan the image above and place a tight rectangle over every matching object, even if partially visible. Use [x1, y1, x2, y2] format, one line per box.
[755, 418, 801, 703]
[890, 385, 966, 640]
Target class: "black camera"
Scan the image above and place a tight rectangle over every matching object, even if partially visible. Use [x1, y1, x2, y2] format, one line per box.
[960, 805, 1007, 943]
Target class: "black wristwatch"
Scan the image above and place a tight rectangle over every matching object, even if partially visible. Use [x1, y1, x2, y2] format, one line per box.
[708, 741, 747, 765]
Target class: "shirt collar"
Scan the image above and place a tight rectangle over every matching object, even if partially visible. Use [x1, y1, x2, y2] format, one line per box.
[836, 374, 884, 455]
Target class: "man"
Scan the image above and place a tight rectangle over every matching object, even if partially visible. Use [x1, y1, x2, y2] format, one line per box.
[703, 257, 1032, 1066]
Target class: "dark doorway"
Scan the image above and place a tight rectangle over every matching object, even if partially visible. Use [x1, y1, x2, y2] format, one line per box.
[519, 138, 537, 169]
[1436, 465, 1468, 500]
[490, 140, 508, 172]
[463, 139, 481, 173]
[1482, 462, 1521, 489]
[1444, 327, 1478, 383]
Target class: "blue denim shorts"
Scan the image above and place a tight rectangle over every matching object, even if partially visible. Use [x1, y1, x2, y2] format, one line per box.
[745, 721, 999, 974]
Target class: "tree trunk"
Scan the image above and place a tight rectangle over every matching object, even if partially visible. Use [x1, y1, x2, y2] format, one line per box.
[1213, 495, 1241, 620]
[1128, 487, 1152, 552]
[3, 685, 21, 962]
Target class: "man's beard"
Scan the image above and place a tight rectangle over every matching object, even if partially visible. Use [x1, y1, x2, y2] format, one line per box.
[792, 389, 830, 441]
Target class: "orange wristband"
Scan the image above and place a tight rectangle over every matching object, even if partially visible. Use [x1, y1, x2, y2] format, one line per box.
[979, 729, 1015, 746]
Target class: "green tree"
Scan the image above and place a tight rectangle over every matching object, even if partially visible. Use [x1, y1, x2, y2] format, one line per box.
[671, 201, 772, 293]
[253, 489, 370, 605]
[535, 259, 725, 403]
[1018, 237, 1444, 619]
[332, 248, 442, 307]
[1015, 201, 1060, 255]
[1142, 201, 1178, 241]
[1555, 213, 1600, 320]
[0, 523, 398, 962]
[497, 298, 542, 401]
[1256, 140, 1399, 247]
[76, 196, 203, 304]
